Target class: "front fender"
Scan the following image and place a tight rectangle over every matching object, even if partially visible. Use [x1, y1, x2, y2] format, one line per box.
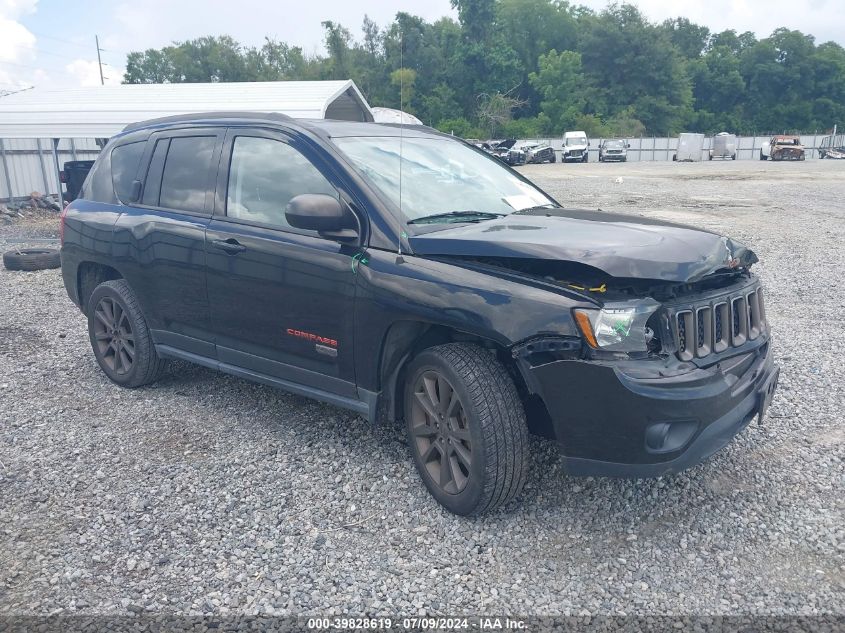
[354, 250, 588, 391]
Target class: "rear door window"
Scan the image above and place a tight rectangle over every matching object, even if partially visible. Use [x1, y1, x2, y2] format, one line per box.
[110, 141, 145, 204]
[157, 136, 217, 213]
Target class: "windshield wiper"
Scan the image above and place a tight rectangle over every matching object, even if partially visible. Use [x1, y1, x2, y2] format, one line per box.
[512, 205, 563, 215]
[407, 211, 506, 225]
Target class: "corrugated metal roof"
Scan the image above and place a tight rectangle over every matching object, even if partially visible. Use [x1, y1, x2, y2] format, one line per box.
[0, 80, 373, 139]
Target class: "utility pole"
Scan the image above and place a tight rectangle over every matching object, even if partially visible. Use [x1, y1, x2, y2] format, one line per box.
[95, 35, 104, 85]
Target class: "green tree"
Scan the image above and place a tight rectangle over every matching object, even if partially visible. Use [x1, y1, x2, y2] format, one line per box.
[578, 4, 693, 134]
[662, 17, 710, 59]
[529, 49, 586, 132]
[390, 68, 417, 112]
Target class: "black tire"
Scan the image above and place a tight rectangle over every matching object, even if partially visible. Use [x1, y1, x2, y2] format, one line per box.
[404, 343, 528, 516]
[760, 151, 767, 161]
[582, 154, 588, 163]
[3, 248, 60, 271]
[550, 154, 556, 163]
[87, 279, 167, 388]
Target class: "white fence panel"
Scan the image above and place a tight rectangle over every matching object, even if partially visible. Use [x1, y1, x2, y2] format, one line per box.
[0, 137, 101, 201]
[513, 134, 828, 163]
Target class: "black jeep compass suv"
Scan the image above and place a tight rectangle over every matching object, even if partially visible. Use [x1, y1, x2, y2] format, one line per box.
[60, 112, 779, 515]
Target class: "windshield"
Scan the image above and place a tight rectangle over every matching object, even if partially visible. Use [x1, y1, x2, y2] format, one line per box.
[332, 136, 556, 223]
[567, 137, 587, 146]
[605, 140, 624, 149]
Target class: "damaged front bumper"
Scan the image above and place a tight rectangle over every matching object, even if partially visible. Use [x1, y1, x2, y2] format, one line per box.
[516, 337, 779, 478]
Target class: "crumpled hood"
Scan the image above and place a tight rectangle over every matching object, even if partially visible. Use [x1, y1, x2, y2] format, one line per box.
[409, 209, 758, 283]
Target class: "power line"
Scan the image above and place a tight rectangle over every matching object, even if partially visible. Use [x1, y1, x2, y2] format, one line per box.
[26, 30, 129, 56]
[0, 59, 66, 72]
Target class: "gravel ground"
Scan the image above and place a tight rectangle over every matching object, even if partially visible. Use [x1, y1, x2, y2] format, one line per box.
[0, 160, 843, 618]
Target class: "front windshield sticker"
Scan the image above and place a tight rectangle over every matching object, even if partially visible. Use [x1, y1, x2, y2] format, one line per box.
[503, 194, 539, 211]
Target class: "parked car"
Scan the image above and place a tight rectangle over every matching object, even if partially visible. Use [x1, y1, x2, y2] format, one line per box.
[760, 135, 805, 161]
[598, 139, 629, 162]
[505, 145, 527, 166]
[709, 132, 737, 160]
[672, 133, 705, 162]
[60, 112, 779, 516]
[521, 143, 556, 164]
[488, 139, 517, 163]
[562, 131, 589, 162]
[818, 132, 845, 159]
[60, 160, 95, 203]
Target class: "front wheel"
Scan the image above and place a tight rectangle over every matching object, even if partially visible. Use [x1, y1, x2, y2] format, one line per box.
[87, 279, 167, 388]
[404, 343, 528, 516]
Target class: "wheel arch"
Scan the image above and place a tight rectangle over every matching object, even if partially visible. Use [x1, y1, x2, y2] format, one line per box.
[376, 320, 553, 437]
[77, 261, 123, 315]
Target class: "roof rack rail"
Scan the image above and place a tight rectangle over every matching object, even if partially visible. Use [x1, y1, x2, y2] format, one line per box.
[122, 111, 293, 133]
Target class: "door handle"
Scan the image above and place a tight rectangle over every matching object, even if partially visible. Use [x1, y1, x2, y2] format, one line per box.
[211, 238, 246, 255]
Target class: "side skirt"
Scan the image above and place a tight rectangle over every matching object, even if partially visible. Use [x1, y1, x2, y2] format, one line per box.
[155, 344, 375, 420]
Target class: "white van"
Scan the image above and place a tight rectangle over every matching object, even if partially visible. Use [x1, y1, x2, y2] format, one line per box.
[562, 131, 590, 163]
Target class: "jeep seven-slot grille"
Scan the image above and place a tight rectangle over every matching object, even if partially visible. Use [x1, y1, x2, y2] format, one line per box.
[673, 287, 766, 361]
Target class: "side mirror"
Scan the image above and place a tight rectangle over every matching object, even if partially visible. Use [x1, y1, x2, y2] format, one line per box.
[286, 194, 357, 242]
[627, 143, 631, 149]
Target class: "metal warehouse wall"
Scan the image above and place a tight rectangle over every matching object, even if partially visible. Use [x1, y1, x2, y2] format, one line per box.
[0, 138, 101, 201]
[516, 134, 829, 162]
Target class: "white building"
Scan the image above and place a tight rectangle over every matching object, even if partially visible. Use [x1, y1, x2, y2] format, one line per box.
[0, 80, 373, 201]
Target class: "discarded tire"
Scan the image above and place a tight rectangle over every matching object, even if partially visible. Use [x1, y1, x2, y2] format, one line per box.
[2, 248, 61, 271]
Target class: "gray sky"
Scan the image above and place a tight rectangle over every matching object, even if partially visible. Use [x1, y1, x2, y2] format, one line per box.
[2, 0, 844, 91]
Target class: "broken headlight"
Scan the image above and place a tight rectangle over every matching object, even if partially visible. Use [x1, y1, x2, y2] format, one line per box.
[573, 300, 661, 353]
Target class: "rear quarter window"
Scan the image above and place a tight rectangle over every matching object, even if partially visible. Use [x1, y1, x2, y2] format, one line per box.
[110, 141, 146, 204]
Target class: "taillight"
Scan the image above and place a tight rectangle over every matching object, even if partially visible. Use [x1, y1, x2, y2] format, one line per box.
[59, 171, 67, 183]
[60, 204, 68, 245]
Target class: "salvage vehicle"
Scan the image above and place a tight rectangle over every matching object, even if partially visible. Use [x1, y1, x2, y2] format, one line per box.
[598, 139, 629, 162]
[761, 135, 805, 161]
[504, 145, 526, 166]
[562, 131, 589, 162]
[521, 143, 556, 164]
[819, 132, 845, 159]
[488, 138, 516, 163]
[61, 113, 779, 516]
[673, 133, 705, 162]
[709, 133, 737, 160]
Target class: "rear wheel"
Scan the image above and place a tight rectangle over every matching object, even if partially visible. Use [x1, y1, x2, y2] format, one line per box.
[404, 343, 528, 516]
[87, 279, 167, 388]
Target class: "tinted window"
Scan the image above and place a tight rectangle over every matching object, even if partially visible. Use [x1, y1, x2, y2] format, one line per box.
[110, 141, 145, 204]
[226, 136, 337, 230]
[159, 136, 216, 213]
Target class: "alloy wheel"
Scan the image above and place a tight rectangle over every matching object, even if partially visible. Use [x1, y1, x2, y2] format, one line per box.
[409, 370, 472, 494]
[92, 296, 135, 375]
